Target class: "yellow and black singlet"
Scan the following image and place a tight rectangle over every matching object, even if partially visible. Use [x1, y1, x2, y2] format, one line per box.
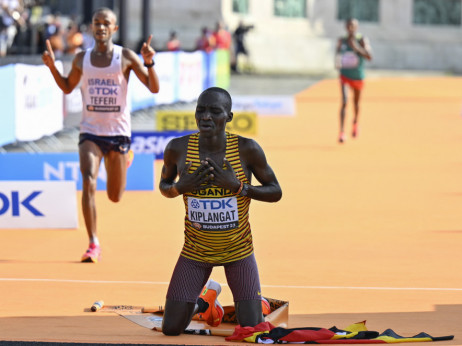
[181, 132, 253, 264]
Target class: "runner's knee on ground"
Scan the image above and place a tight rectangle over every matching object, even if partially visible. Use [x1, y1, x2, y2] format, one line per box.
[235, 299, 264, 327]
[162, 299, 198, 336]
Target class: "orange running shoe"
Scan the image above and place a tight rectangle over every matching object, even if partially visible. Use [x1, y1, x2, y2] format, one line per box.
[126, 149, 134, 168]
[196, 279, 224, 327]
[81, 243, 101, 263]
[261, 297, 271, 315]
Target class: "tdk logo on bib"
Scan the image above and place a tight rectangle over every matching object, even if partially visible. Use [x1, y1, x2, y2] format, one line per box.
[188, 197, 239, 231]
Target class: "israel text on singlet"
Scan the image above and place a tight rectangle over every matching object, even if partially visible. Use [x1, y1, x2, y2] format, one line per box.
[80, 45, 131, 137]
[181, 132, 253, 264]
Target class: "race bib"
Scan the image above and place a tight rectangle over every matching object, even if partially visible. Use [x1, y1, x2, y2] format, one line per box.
[86, 78, 121, 112]
[341, 51, 359, 69]
[188, 196, 239, 231]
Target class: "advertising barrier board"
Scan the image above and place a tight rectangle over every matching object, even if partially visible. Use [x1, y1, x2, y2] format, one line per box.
[0, 153, 155, 191]
[14, 63, 64, 141]
[131, 131, 194, 159]
[155, 110, 257, 136]
[0, 64, 16, 147]
[232, 95, 296, 116]
[0, 181, 78, 229]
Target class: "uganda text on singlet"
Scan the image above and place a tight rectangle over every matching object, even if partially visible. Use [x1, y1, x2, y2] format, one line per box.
[80, 45, 131, 137]
[182, 132, 253, 264]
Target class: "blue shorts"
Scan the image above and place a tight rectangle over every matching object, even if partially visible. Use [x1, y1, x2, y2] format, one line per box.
[79, 133, 131, 155]
[166, 253, 262, 303]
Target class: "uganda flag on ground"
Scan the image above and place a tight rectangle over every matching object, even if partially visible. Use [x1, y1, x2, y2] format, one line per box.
[225, 320, 454, 344]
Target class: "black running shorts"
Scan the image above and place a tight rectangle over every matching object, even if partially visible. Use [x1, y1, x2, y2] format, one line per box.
[79, 133, 131, 155]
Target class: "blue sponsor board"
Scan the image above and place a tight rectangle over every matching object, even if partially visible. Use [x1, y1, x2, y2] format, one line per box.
[131, 131, 194, 160]
[0, 153, 154, 190]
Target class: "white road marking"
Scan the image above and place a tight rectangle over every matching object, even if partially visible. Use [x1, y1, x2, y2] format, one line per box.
[1, 278, 461, 291]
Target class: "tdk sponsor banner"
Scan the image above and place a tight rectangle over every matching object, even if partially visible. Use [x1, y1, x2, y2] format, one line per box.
[232, 95, 296, 116]
[14, 63, 64, 141]
[0, 181, 78, 229]
[0, 153, 154, 191]
[156, 110, 258, 136]
[131, 131, 194, 160]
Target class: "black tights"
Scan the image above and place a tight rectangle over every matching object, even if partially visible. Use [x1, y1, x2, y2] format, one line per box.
[161, 298, 264, 336]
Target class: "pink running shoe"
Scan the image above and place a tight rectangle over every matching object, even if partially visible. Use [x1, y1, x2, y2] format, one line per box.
[81, 243, 102, 263]
[126, 149, 134, 168]
[338, 132, 346, 143]
[352, 123, 359, 138]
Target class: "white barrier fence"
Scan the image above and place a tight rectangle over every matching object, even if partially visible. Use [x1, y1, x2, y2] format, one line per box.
[0, 49, 231, 148]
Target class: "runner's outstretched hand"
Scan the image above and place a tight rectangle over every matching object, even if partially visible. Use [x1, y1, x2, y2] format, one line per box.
[140, 35, 156, 64]
[42, 39, 55, 68]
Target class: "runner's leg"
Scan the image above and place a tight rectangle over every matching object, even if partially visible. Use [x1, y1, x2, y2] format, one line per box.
[162, 300, 198, 336]
[162, 256, 212, 335]
[225, 254, 264, 327]
[235, 299, 264, 327]
[352, 87, 362, 126]
[352, 87, 362, 137]
[79, 140, 103, 243]
[339, 81, 348, 142]
[104, 150, 127, 202]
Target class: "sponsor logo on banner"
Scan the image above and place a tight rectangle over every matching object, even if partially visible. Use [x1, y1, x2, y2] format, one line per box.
[131, 131, 194, 159]
[232, 95, 295, 116]
[156, 110, 257, 136]
[0, 153, 154, 191]
[0, 181, 78, 229]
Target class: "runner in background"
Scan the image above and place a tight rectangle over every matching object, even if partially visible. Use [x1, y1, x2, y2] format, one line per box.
[335, 18, 372, 143]
[42, 7, 159, 263]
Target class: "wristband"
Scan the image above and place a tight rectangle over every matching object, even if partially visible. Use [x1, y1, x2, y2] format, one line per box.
[235, 181, 244, 195]
[239, 183, 249, 196]
[144, 61, 155, 68]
